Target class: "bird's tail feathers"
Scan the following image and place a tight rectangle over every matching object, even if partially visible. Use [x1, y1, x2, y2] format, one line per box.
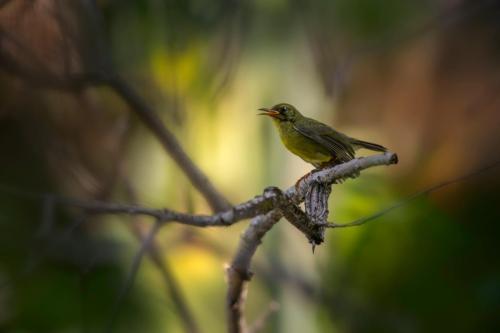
[350, 139, 387, 152]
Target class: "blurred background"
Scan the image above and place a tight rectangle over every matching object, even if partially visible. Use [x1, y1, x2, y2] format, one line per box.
[1, 0, 500, 332]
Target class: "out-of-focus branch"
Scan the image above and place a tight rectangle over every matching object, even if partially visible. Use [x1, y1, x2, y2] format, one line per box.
[106, 76, 231, 212]
[0, 2, 231, 213]
[126, 221, 200, 333]
[124, 183, 200, 333]
[247, 301, 280, 333]
[146, 241, 200, 333]
[0, 54, 232, 213]
[106, 221, 161, 333]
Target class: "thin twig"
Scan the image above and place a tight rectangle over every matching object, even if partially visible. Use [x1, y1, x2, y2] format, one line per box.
[124, 182, 200, 333]
[151, 246, 200, 333]
[127, 222, 200, 333]
[247, 301, 280, 333]
[105, 221, 161, 333]
[327, 158, 500, 229]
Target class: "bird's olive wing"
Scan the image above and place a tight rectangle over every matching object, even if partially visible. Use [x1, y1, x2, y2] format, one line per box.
[293, 121, 355, 163]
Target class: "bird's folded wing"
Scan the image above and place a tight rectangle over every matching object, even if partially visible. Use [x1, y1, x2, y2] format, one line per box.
[293, 121, 355, 163]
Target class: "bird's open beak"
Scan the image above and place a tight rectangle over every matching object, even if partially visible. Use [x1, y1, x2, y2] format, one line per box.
[258, 107, 280, 118]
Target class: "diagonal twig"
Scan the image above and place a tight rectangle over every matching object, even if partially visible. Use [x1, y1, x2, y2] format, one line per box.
[0, 3, 230, 213]
[124, 182, 200, 333]
[247, 301, 280, 333]
[105, 76, 231, 212]
[127, 221, 200, 333]
[124, 178, 200, 333]
[327, 158, 500, 229]
[105, 220, 161, 333]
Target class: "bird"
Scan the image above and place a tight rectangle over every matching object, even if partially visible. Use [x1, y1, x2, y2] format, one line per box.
[258, 103, 387, 169]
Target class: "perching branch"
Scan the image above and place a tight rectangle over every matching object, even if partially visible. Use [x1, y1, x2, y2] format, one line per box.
[224, 152, 398, 333]
[0, 153, 398, 231]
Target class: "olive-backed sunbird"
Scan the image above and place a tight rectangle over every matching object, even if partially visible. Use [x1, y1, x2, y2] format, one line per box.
[259, 103, 386, 167]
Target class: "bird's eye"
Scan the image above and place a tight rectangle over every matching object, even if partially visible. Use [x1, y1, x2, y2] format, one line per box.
[280, 106, 288, 113]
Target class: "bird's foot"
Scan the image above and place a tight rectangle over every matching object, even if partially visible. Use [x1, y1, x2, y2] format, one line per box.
[295, 173, 310, 193]
[295, 168, 322, 193]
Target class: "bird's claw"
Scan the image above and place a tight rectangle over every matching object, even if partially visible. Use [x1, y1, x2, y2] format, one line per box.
[295, 171, 311, 193]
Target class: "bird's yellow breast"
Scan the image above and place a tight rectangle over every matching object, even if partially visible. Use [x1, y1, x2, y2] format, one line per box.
[273, 120, 332, 165]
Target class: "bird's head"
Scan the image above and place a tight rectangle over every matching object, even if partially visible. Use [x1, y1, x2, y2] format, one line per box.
[258, 103, 301, 122]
